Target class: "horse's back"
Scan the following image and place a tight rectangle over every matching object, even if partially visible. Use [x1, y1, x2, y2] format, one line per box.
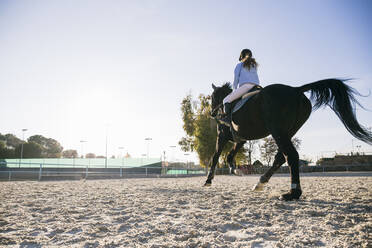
[232, 83, 311, 140]
[260, 84, 312, 136]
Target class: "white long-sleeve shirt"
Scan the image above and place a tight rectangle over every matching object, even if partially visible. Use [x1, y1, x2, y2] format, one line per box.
[232, 62, 260, 90]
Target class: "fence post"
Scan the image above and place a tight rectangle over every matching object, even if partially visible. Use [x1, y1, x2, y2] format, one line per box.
[146, 167, 148, 176]
[38, 164, 42, 181]
[120, 166, 123, 178]
[8, 171, 11, 181]
[85, 166, 88, 179]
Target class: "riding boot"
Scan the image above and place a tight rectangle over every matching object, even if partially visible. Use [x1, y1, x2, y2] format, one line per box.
[221, 102, 232, 126]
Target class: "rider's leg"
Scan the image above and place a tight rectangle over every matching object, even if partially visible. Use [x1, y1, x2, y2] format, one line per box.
[222, 83, 255, 125]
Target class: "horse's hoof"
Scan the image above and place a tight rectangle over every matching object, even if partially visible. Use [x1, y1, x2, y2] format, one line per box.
[204, 183, 212, 187]
[252, 182, 266, 191]
[280, 189, 302, 201]
[231, 169, 243, 176]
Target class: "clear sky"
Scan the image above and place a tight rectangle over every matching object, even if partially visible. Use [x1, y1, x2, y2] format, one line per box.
[0, 0, 371, 163]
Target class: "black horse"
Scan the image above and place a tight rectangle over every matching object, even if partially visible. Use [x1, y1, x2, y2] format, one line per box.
[211, 120, 246, 175]
[205, 79, 372, 200]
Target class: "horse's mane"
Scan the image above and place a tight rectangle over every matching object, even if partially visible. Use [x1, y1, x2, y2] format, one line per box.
[219, 82, 233, 98]
[221, 82, 232, 90]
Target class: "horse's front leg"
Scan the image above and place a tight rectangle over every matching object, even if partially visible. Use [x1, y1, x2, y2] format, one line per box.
[227, 141, 245, 175]
[204, 135, 228, 186]
[204, 151, 222, 186]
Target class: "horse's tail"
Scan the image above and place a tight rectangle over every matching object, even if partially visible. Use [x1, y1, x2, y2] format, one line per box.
[297, 78, 372, 144]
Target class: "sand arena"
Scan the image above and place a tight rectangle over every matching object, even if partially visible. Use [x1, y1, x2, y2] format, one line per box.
[0, 174, 371, 247]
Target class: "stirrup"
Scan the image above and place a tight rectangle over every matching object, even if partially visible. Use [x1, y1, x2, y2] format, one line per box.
[219, 115, 231, 126]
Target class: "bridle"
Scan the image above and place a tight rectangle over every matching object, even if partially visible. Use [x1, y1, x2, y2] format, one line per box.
[210, 102, 223, 117]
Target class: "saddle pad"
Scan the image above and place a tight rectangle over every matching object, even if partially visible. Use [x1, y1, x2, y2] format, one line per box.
[232, 90, 260, 113]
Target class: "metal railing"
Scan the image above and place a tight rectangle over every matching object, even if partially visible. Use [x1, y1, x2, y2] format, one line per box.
[0, 161, 207, 181]
[3, 161, 368, 181]
[1, 157, 162, 168]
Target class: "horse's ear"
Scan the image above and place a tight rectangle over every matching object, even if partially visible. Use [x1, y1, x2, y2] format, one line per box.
[212, 83, 217, 90]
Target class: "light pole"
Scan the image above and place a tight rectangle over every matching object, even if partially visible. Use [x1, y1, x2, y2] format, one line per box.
[356, 145, 361, 154]
[19, 128, 28, 168]
[105, 124, 110, 168]
[118, 147, 124, 158]
[184, 153, 190, 169]
[80, 140, 87, 158]
[118, 147, 124, 166]
[141, 153, 147, 166]
[145, 137, 152, 159]
[169, 145, 176, 162]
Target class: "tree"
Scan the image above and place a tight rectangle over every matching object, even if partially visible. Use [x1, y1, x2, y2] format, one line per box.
[0, 141, 15, 159]
[86, 153, 96, 158]
[179, 93, 247, 167]
[0, 133, 22, 150]
[0, 133, 66, 159]
[246, 140, 259, 165]
[62, 149, 78, 158]
[4, 134, 22, 149]
[260, 136, 302, 166]
[0, 133, 22, 158]
[0, 134, 6, 147]
[193, 94, 219, 166]
[179, 94, 196, 152]
[14, 142, 42, 158]
[28, 135, 63, 158]
[260, 137, 278, 166]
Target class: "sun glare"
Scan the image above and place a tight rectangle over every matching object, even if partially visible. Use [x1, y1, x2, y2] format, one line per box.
[75, 89, 120, 120]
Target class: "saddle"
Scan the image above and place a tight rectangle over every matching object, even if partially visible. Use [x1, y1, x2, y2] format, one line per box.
[231, 85, 262, 114]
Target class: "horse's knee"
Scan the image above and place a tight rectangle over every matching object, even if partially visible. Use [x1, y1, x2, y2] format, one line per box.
[274, 152, 286, 164]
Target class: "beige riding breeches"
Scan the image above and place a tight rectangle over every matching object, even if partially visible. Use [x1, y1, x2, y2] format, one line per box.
[223, 83, 256, 104]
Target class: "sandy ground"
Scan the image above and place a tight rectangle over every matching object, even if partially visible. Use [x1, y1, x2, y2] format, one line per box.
[0, 174, 371, 248]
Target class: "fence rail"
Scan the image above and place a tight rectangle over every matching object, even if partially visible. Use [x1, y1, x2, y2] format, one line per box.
[1, 157, 162, 168]
[1, 161, 370, 181]
[0, 161, 207, 181]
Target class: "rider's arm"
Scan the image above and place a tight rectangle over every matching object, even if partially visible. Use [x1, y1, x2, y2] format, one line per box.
[232, 63, 241, 90]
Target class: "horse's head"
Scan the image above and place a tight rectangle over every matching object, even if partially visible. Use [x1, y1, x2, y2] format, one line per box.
[210, 83, 232, 117]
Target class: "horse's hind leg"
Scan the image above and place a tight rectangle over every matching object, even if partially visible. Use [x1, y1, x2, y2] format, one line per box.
[252, 150, 285, 191]
[227, 141, 245, 175]
[275, 136, 302, 200]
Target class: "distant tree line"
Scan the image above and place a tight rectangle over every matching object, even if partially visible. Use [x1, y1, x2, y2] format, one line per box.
[0, 133, 64, 159]
[0, 133, 116, 159]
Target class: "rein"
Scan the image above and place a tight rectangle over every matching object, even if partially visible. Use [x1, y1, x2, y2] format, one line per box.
[211, 103, 223, 117]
